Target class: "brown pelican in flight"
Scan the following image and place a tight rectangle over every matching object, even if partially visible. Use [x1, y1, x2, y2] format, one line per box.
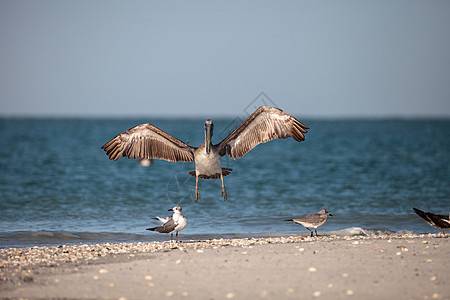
[101, 106, 308, 202]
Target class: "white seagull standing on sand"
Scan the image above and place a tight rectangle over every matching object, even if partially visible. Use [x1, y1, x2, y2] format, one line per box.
[285, 209, 333, 237]
[147, 206, 187, 241]
[101, 106, 308, 202]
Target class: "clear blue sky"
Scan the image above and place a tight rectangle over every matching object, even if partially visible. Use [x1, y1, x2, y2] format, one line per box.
[1, 1, 449, 118]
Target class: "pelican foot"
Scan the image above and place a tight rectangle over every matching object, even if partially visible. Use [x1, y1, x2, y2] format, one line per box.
[195, 189, 200, 203]
[220, 174, 227, 201]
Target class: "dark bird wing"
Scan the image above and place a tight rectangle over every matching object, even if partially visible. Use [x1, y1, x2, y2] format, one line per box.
[102, 123, 195, 162]
[217, 106, 309, 159]
[413, 208, 450, 230]
[146, 218, 177, 233]
[296, 213, 326, 224]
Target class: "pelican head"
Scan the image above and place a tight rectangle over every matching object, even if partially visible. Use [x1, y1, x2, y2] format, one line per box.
[204, 119, 214, 155]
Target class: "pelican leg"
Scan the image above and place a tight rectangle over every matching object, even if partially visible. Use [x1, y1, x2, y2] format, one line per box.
[220, 173, 227, 201]
[195, 176, 200, 203]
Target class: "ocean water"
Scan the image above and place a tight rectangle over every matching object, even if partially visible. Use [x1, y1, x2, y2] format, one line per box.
[1, 117, 449, 248]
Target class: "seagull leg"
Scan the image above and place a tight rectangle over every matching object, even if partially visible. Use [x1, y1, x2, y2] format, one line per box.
[220, 173, 227, 201]
[307, 228, 313, 237]
[195, 176, 200, 203]
[443, 230, 446, 238]
[176, 231, 179, 243]
[315, 229, 318, 237]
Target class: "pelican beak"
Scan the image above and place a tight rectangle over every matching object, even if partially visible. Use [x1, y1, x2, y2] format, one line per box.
[205, 123, 212, 156]
[206, 142, 211, 157]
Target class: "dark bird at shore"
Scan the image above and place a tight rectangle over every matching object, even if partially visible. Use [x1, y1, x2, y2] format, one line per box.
[285, 209, 333, 237]
[101, 106, 308, 202]
[147, 206, 187, 241]
[413, 208, 450, 238]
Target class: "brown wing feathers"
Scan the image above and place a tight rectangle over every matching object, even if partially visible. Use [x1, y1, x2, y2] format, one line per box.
[291, 118, 308, 141]
[219, 106, 308, 159]
[102, 106, 307, 162]
[102, 123, 194, 162]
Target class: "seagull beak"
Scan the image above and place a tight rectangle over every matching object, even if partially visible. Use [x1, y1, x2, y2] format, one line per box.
[168, 208, 173, 211]
[329, 214, 333, 216]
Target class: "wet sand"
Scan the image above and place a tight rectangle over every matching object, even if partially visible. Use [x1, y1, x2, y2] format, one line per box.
[1, 233, 449, 299]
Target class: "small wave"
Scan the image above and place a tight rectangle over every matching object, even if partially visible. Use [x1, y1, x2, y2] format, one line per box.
[0, 227, 415, 249]
[326, 227, 412, 236]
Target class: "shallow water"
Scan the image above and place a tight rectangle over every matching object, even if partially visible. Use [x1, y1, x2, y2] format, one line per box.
[1, 118, 449, 248]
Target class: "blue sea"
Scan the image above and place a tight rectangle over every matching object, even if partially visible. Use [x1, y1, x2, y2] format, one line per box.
[1, 117, 449, 248]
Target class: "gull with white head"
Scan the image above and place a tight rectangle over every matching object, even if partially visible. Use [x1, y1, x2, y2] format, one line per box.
[147, 206, 187, 241]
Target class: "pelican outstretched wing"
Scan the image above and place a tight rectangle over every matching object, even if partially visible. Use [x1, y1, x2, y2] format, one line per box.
[218, 106, 308, 159]
[102, 123, 195, 162]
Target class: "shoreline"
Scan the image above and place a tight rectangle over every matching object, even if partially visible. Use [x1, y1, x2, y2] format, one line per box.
[0, 226, 418, 249]
[1, 233, 449, 299]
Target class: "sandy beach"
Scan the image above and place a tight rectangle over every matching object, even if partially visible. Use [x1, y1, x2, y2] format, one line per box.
[1, 233, 449, 299]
